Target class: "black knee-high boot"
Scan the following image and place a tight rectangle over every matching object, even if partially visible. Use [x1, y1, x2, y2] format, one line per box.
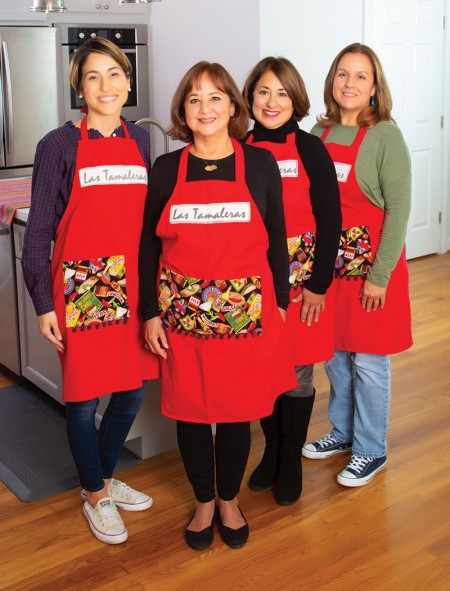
[274, 392, 315, 505]
[248, 396, 281, 491]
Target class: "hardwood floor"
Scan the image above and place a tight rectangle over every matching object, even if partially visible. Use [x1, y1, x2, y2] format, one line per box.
[0, 253, 449, 591]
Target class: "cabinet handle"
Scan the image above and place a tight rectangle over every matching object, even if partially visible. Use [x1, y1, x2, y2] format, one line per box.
[95, 3, 101, 8]
[104, 3, 109, 8]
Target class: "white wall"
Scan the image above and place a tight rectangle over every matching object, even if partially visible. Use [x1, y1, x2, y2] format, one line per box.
[260, 0, 449, 254]
[149, 0, 260, 155]
[260, 0, 364, 131]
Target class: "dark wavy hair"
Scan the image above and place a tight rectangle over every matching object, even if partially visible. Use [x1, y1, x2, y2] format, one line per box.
[317, 42, 394, 128]
[243, 56, 310, 122]
[169, 61, 249, 142]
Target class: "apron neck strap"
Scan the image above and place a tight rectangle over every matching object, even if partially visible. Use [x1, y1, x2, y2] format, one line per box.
[80, 116, 128, 140]
[178, 137, 245, 183]
[321, 126, 332, 141]
[286, 132, 296, 145]
[321, 124, 368, 149]
[245, 131, 296, 146]
[352, 126, 368, 150]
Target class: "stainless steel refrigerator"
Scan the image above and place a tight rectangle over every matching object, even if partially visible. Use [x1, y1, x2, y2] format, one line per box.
[0, 26, 63, 179]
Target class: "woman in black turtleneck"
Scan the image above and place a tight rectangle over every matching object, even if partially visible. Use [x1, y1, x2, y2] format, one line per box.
[243, 57, 341, 505]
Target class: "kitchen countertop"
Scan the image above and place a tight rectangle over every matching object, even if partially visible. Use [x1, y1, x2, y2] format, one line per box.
[0, 178, 31, 225]
[14, 207, 30, 223]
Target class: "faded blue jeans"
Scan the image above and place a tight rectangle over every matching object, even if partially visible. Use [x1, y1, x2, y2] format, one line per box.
[65, 384, 147, 491]
[325, 350, 391, 458]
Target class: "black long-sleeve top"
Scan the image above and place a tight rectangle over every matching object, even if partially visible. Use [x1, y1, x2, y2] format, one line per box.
[138, 143, 290, 320]
[248, 119, 341, 295]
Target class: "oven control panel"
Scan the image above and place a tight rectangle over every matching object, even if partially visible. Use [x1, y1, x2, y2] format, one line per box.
[67, 27, 137, 47]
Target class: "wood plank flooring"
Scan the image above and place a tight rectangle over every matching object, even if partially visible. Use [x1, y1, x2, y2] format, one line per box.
[0, 253, 449, 591]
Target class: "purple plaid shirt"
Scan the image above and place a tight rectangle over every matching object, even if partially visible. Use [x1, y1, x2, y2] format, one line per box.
[22, 119, 151, 316]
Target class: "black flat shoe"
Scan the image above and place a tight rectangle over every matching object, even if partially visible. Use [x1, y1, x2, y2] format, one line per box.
[216, 506, 249, 549]
[185, 511, 215, 550]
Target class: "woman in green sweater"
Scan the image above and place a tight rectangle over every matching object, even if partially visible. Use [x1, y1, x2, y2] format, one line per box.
[303, 43, 413, 487]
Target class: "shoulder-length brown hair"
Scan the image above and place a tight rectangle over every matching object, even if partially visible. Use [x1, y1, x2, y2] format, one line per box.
[69, 36, 132, 93]
[243, 56, 310, 122]
[169, 61, 249, 143]
[317, 43, 394, 128]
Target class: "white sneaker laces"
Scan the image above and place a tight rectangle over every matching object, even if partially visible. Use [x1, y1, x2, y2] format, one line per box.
[316, 434, 339, 448]
[346, 455, 372, 474]
[109, 479, 135, 501]
[95, 499, 122, 528]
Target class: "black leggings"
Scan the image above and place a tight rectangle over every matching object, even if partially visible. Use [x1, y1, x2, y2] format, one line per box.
[176, 421, 251, 503]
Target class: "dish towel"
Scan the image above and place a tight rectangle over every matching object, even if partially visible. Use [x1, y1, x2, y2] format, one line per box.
[0, 178, 32, 226]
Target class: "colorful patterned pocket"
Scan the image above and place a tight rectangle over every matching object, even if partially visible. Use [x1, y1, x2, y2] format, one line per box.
[335, 226, 372, 278]
[63, 255, 128, 330]
[287, 232, 315, 287]
[159, 268, 262, 337]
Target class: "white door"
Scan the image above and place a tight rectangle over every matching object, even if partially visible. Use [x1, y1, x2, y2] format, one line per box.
[364, 0, 445, 259]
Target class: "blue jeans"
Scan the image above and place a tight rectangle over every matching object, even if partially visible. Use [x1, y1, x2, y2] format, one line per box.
[65, 384, 147, 492]
[324, 350, 391, 458]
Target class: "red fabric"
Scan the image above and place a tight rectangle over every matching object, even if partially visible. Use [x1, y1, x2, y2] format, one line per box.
[51, 117, 159, 401]
[0, 178, 31, 225]
[155, 139, 297, 423]
[247, 132, 335, 365]
[321, 126, 412, 354]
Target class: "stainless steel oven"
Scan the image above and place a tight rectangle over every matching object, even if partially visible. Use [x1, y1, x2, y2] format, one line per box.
[56, 23, 149, 122]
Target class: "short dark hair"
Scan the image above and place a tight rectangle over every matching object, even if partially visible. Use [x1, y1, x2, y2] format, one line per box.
[69, 36, 132, 93]
[169, 61, 249, 143]
[243, 56, 310, 122]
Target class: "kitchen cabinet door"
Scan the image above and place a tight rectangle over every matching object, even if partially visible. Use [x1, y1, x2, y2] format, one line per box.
[13, 223, 62, 402]
[15, 259, 63, 403]
[63, 0, 149, 13]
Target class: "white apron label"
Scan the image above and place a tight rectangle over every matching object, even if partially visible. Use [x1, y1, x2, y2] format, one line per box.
[334, 162, 352, 183]
[79, 165, 148, 187]
[170, 202, 251, 224]
[277, 159, 298, 178]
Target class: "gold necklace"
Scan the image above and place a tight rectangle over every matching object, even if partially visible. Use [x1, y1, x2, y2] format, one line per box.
[203, 159, 218, 172]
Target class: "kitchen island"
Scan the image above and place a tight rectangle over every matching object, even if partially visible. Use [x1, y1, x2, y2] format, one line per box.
[0, 180, 176, 460]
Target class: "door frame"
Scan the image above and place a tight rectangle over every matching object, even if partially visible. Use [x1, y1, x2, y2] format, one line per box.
[363, 0, 450, 255]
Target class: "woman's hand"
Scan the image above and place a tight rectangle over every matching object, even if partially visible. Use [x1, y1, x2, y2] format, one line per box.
[278, 307, 287, 322]
[144, 317, 169, 359]
[38, 311, 64, 353]
[292, 288, 325, 326]
[359, 279, 387, 312]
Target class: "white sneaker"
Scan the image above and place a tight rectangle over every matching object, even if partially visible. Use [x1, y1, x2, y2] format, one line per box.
[82, 497, 128, 544]
[81, 478, 153, 512]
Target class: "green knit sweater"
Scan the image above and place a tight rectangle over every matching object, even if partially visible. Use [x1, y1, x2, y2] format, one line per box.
[310, 121, 411, 288]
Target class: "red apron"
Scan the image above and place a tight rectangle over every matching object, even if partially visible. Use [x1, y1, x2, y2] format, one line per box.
[321, 126, 412, 354]
[247, 132, 335, 365]
[51, 117, 159, 402]
[156, 139, 297, 423]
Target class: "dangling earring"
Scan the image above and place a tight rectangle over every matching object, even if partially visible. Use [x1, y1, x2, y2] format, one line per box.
[370, 95, 375, 106]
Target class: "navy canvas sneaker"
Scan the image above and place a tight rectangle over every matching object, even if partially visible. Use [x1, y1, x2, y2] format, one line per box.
[302, 433, 352, 459]
[337, 455, 387, 487]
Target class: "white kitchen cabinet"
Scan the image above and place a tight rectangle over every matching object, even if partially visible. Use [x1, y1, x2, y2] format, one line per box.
[14, 222, 63, 403]
[63, 0, 149, 13]
[12, 220, 177, 459]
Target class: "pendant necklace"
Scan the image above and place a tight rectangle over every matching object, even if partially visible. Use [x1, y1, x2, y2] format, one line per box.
[203, 159, 218, 172]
